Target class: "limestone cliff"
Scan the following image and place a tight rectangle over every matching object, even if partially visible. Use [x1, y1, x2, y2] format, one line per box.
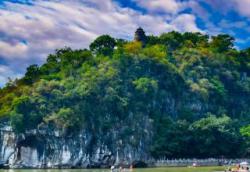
[0, 119, 153, 168]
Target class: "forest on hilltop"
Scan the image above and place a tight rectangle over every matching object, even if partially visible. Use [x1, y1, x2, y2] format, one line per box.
[0, 29, 250, 158]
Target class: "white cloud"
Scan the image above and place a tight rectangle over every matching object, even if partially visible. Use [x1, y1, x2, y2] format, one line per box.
[202, 0, 250, 18]
[0, 41, 28, 59]
[233, 0, 250, 18]
[133, 0, 183, 14]
[219, 19, 247, 29]
[171, 14, 202, 33]
[0, 0, 202, 86]
[187, 0, 210, 21]
[200, 0, 234, 14]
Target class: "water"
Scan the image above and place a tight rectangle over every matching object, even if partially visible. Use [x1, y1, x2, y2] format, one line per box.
[0, 167, 225, 172]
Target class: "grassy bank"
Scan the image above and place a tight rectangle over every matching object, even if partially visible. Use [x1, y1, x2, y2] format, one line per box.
[135, 166, 225, 172]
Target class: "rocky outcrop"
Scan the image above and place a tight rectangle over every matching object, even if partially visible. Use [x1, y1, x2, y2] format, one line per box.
[0, 121, 153, 169]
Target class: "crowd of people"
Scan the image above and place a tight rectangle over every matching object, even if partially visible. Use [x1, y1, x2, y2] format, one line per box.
[111, 165, 133, 172]
[227, 163, 249, 172]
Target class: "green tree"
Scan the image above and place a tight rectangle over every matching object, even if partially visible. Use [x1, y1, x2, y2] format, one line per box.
[240, 125, 250, 155]
[183, 32, 209, 47]
[159, 31, 183, 51]
[10, 96, 41, 132]
[241, 125, 250, 137]
[90, 35, 116, 56]
[210, 34, 235, 52]
[191, 115, 243, 157]
[45, 108, 81, 132]
[10, 112, 24, 133]
[22, 64, 40, 84]
[133, 77, 158, 94]
[124, 41, 142, 54]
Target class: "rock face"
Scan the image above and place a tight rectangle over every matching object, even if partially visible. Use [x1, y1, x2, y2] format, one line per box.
[0, 122, 153, 168]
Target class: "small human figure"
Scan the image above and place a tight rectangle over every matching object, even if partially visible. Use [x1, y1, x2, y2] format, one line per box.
[130, 164, 133, 171]
[111, 165, 115, 172]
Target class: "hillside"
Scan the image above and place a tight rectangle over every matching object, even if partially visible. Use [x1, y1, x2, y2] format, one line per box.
[0, 28, 250, 167]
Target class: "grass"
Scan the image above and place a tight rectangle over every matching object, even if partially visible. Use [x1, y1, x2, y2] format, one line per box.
[134, 166, 225, 172]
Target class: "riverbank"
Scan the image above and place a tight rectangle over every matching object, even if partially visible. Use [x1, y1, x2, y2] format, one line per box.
[155, 159, 250, 167]
[135, 166, 225, 172]
[0, 166, 226, 172]
[0, 158, 249, 169]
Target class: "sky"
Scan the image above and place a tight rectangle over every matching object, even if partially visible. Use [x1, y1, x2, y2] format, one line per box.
[0, 0, 250, 87]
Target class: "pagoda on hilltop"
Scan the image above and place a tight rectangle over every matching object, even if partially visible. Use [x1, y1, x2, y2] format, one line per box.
[134, 27, 147, 45]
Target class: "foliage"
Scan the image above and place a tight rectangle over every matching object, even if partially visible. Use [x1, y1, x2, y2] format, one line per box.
[241, 125, 250, 137]
[124, 41, 142, 54]
[0, 30, 250, 158]
[89, 35, 116, 56]
[240, 125, 250, 155]
[210, 34, 235, 52]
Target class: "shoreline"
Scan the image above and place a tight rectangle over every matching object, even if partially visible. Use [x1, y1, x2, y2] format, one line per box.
[0, 166, 226, 170]
[1, 158, 248, 169]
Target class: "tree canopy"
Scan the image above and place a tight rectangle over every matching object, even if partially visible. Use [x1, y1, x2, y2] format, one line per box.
[89, 35, 116, 56]
[0, 30, 250, 158]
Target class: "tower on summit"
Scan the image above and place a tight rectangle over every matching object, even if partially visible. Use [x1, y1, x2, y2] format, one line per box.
[134, 27, 147, 45]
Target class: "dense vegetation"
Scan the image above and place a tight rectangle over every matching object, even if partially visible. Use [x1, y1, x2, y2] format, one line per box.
[0, 29, 250, 158]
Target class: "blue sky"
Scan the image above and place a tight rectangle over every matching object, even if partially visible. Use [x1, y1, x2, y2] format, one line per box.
[0, 0, 250, 87]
